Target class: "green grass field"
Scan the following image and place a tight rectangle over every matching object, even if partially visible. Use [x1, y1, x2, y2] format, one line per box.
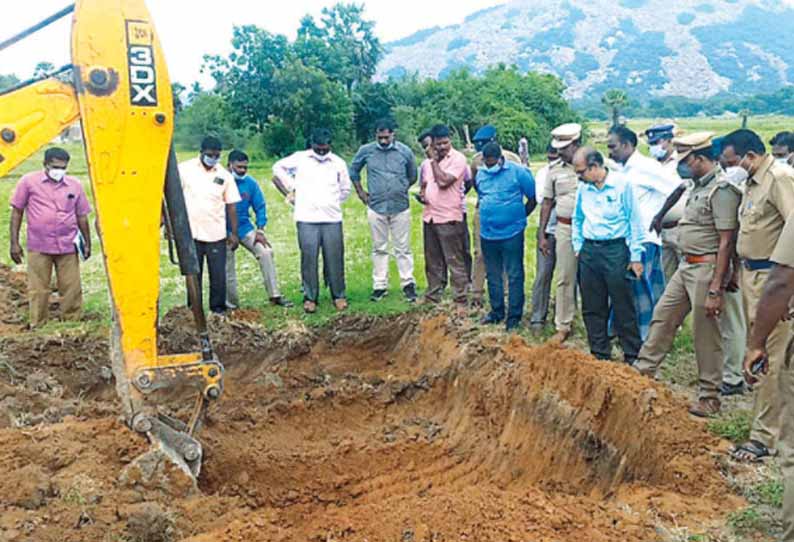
[2, 114, 791, 333]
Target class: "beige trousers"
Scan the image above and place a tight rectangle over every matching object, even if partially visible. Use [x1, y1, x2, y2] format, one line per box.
[27, 251, 82, 328]
[226, 230, 281, 308]
[661, 227, 682, 284]
[744, 268, 793, 449]
[635, 263, 724, 399]
[554, 223, 577, 333]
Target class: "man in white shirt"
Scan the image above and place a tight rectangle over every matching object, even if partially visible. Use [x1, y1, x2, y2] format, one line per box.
[272, 128, 352, 314]
[179, 136, 241, 314]
[529, 143, 559, 333]
[608, 125, 679, 340]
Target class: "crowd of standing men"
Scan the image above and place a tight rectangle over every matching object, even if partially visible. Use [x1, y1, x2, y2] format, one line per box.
[9, 117, 794, 541]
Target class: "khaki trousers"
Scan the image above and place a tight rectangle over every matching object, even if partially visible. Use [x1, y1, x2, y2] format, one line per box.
[27, 251, 82, 328]
[744, 268, 793, 449]
[226, 230, 281, 308]
[471, 208, 487, 301]
[660, 227, 682, 284]
[778, 339, 794, 541]
[635, 263, 724, 399]
[554, 223, 577, 333]
[721, 289, 747, 387]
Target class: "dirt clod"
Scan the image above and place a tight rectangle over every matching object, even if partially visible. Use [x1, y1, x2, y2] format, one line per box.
[0, 272, 744, 541]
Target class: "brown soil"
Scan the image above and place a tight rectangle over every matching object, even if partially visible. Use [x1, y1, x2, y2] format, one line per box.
[0, 270, 743, 541]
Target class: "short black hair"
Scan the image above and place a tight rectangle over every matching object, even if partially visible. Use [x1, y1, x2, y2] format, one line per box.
[770, 131, 794, 151]
[584, 149, 604, 167]
[44, 147, 70, 164]
[723, 129, 765, 156]
[375, 118, 396, 132]
[418, 130, 432, 144]
[200, 136, 222, 152]
[431, 124, 451, 140]
[608, 125, 638, 147]
[228, 150, 249, 163]
[482, 142, 502, 159]
[311, 128, 333, 145]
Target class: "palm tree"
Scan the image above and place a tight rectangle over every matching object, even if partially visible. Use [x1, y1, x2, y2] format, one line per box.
[602, 89, 629, 128]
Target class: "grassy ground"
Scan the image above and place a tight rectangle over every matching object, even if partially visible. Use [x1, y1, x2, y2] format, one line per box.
[2, 114, 792, 540]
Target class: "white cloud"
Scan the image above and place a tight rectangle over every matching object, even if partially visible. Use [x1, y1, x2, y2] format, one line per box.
[0, 0, 502, 85]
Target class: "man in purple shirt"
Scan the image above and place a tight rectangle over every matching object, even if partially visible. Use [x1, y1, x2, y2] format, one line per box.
[9, 147, 92, 327]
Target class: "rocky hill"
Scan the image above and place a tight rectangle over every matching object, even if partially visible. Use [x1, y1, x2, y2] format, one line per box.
[377, 0, 794, 100]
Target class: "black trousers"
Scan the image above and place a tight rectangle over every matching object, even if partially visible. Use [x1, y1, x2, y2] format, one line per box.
[195, 239, 227, 314]
[578, 239, 642, 363]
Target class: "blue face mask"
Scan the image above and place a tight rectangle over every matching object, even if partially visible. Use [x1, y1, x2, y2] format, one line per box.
[202, 154, 220, 168]
[232, 171, 246, 181]
[676, 161, 693, 180]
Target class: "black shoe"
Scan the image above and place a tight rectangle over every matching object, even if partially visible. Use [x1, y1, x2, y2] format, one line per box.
[403, 283, 418, 303]
[480, 313, 503, 326]
[720, 381, 746, 396]
[270, 297, 294, 308]
[370, 289, 388, 302]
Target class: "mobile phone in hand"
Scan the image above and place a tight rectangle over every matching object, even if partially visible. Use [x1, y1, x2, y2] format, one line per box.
[413, 193, 426, 205]
[751, 355, 768, 376]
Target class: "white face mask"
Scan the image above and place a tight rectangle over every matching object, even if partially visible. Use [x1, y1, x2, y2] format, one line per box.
[47, 167, 67, 182]
[201, 154, 219, 168]
[776, 157, 791, 166]
[649, 144, 667, 160]
[724, 166, 748, 186]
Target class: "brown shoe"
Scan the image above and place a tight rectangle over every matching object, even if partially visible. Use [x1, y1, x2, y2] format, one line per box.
[550, 329, 571, 344]
[334, 298, 348, 311]
[688, 397, 721, 418]
[303, 300, 317, 314]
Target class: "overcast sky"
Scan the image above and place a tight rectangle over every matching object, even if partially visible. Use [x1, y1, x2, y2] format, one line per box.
[0, 0, 502, 86]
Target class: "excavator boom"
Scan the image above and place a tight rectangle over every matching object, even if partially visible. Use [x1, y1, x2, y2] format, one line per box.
[0, 1, 223, 484]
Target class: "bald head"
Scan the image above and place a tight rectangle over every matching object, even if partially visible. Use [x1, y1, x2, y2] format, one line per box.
[572, 146, 606, 184]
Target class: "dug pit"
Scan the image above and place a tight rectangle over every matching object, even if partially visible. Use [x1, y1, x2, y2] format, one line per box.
[0, 311, 741, 541]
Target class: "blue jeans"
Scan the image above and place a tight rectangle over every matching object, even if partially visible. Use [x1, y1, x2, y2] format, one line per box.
[481, 231, 525, 327]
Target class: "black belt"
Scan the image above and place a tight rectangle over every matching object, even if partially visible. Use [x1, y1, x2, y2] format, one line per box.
[662, 221, 679, 230]
[584, 238, 625, 247]
[743, 259, 773, 271]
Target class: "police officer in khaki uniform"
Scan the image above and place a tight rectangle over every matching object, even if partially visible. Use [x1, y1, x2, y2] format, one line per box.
[538, 123, 581, 343]
[743, 211, 794, 542]
[723, 129, 794, 461]
[469, 125, 522, 306]
[635, 133, 742, 417]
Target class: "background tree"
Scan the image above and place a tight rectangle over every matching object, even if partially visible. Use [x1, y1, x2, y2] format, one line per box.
[0, 74, 19, 92]
[171, 83, 186, 115]
[602, 89, 629, 128]
[33, 61, 55, 79]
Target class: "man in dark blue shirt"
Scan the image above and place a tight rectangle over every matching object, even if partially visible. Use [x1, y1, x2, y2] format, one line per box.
[476, 142, 537, 331]
[226, 150, 292, 308]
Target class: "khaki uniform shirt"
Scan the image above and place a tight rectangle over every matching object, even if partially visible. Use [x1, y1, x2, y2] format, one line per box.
[541, 160, 578, 219]
[771, 211, 794, 267]
[678, 167, 741, 255]
[737, 155, 794, 260]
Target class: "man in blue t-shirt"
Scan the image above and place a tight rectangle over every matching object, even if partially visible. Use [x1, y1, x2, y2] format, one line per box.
[475, 142, 537, 331]
[225, 150, 292, 308]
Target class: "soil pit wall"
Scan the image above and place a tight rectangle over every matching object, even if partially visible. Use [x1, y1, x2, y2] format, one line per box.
[0, 313, 740, 541]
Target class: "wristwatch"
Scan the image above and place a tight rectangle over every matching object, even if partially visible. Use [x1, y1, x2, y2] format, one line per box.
[707, 289, 723, 298]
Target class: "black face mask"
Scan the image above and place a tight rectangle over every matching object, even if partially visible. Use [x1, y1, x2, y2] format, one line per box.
[677, 162, 694, 180]
[378, 141, 392, 150]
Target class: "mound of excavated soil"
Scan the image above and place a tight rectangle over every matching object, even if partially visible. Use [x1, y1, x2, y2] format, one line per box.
[0, 297, 742, 541]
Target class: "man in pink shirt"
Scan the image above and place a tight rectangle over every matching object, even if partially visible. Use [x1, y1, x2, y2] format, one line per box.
[9, 147, 92, 327]
[421, 125, 470, 306]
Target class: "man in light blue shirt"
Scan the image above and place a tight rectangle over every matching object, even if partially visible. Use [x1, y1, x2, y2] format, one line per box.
[476, 142, 536, 331]
[572, 147, 644, 364]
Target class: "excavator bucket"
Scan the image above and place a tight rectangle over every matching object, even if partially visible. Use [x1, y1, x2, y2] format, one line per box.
[70, 0, 222, 488]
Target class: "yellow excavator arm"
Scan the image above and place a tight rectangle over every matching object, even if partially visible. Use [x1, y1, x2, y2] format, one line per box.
[0, 0, 223, 484]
